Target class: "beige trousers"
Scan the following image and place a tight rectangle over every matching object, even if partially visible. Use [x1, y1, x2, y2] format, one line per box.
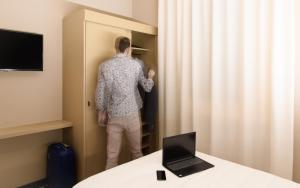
[105, 113, 143, 170]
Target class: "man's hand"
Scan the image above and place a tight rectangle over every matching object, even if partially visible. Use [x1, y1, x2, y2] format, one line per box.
[148, 69, 155, 80]
[98, 111, 108, 127]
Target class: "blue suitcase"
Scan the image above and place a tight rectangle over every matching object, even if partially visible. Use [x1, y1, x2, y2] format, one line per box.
[47, 143, 76, 188]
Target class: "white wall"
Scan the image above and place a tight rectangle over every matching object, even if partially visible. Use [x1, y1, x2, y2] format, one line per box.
[132, 0, 158, 26]
[0, 0, 79, 128]
[0, 0, 157, 129]
[0, 0, 79, 187]
[67, 0, 133, 17]
[67, 0, 158, 26]
[0, 0, 157, 186]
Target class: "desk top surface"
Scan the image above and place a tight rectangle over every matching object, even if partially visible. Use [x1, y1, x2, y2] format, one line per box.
[74, 150, 299, 188]
[0, 120, 72, 140]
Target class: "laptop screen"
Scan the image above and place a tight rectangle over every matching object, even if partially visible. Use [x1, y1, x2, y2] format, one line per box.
[163, 132, 196, 164]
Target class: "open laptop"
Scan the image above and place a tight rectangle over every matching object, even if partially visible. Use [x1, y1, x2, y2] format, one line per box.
[162, 132, 214, 177]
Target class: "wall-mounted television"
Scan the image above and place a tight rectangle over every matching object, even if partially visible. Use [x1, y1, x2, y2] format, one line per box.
[0, 28, 43, 71]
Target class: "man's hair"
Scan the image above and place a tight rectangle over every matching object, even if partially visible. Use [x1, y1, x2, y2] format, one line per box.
[116, 37, 130, 53]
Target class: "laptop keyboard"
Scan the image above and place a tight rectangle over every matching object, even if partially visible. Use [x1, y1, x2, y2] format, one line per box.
[168, 157, 204, 171]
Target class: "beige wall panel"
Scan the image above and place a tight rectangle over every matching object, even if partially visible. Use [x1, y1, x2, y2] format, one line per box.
[62, 10, 86, 180]
[0, 0, 79, 186]
[0, 0, 78, 128]
[67, 0, 133, 17]
[0, 131, 62, 187]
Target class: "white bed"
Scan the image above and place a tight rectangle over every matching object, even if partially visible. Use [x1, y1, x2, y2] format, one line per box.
[74, 151, 300, 188]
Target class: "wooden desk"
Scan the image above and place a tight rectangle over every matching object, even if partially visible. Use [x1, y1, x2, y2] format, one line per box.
[0, 120, 72, 140]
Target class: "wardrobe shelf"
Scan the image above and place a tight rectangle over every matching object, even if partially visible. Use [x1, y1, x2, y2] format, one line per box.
[131, 47, 149, 51]
[142, 132, 151, 137]
[142, 143, 150, 149]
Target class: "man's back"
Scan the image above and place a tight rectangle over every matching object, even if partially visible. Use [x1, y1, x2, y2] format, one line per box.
[95, 36, 155, 170]
[96, 53, 154, 118]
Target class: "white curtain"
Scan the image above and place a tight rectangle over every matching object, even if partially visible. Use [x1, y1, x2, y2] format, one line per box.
[158, 0, 295, 179]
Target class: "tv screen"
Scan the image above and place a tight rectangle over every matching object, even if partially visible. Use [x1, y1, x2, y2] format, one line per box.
[0, 28, 43, 71]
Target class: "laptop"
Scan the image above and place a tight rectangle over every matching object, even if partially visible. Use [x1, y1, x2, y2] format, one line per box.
[162, 132, 214, 177]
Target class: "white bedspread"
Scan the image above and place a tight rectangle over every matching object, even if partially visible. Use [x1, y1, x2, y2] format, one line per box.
[74, 151, 300, 188]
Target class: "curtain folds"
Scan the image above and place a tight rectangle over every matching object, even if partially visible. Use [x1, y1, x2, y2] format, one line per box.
[158, 0, 295, 179]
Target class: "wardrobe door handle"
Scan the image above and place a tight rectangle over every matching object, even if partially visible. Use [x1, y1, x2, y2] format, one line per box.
[88, 100, 95, 108]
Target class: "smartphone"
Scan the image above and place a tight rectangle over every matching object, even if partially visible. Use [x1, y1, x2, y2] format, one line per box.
[156, 170, 166, 181]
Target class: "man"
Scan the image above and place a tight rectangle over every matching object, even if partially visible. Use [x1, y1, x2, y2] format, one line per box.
[95, 36, 155, 170]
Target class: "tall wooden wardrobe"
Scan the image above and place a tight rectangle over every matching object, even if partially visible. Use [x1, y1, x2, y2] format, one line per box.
[62, 9, 158, 180]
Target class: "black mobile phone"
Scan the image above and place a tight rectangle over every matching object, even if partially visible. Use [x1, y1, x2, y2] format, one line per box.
[156, 170, 166, 181]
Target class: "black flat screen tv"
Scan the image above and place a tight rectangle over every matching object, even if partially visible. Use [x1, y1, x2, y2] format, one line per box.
[0, 28, 43, 71]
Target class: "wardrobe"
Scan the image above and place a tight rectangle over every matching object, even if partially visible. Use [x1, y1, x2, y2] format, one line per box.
[62, 9, 158, 180]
